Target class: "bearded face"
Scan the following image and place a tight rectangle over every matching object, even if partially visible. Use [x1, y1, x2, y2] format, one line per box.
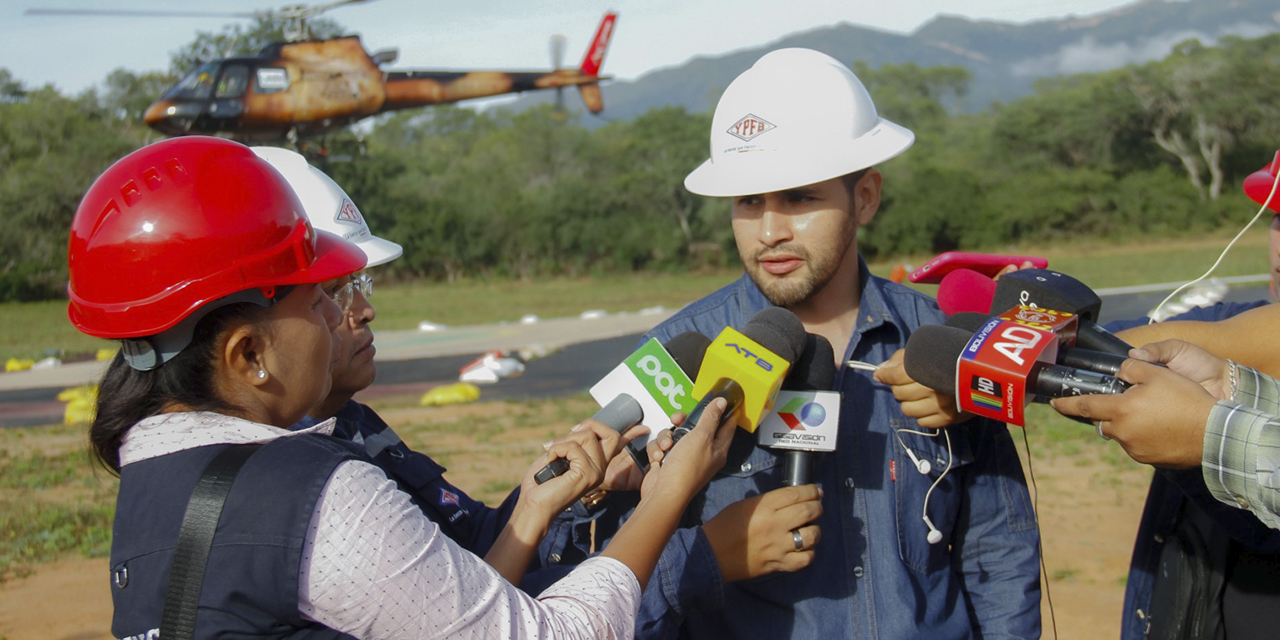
[732, 177, 861, 307]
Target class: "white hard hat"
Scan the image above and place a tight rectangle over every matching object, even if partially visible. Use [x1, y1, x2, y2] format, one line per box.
[251, 146, 403, 267]
[685, 48, 915, 197]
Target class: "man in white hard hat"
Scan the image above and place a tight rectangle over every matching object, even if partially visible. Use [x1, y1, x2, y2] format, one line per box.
[546, 49, 1041, 638]
[257, 148, 580, 593]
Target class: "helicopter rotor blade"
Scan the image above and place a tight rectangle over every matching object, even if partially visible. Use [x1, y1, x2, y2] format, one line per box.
[549, 34, 566, 70]
[290, 0, 374, 21]
[25, 8, 262, 18]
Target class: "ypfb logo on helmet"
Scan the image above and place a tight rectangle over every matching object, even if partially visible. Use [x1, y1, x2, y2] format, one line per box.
[727, 114, 776, 142]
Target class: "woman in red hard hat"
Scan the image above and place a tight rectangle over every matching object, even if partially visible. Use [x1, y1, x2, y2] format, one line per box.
[70, 136, 737, 640]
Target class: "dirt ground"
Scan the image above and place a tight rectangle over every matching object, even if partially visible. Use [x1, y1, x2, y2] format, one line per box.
[0, 398, 1154, 640]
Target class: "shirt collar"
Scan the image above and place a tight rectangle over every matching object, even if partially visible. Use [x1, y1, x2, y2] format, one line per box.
[118, 411, 337, 467]
[730, 255, 905, 354]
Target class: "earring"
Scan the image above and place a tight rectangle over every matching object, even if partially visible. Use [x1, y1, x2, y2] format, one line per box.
[257, 370, 267, 380]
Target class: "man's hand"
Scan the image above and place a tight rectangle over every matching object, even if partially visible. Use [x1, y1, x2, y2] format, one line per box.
[702, 485, 823, 583]
[1050, 358, 1216, 469]
[1131, 339, 1232, 400]
[874, 348, 973, 428]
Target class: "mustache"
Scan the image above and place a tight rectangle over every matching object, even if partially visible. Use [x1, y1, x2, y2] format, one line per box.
[753, 244, 810, 263]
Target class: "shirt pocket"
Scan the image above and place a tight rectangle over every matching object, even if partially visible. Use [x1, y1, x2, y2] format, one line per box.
[692, 434, 781, 523]
[893, 420, 976, 575]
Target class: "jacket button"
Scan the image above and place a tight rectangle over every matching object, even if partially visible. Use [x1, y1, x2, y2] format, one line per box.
[549, 553, 561, 564]
[844, 477, 855, 490]
[740, 462, 752, 473]
[853, 566, 864, 578]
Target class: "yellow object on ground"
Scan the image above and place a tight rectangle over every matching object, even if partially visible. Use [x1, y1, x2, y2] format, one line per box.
[419, 382, 481, 407]
[58, 384, 99, 425]
[96, 348, 118, 361]
[5, 358, 35, 372]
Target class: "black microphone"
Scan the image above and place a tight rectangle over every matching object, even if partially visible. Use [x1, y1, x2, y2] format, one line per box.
[535, 331, 711, 484]
[778, 333, 836, 486]
[988, 269, 1132, 356]
[946, 312, 1130, 376]
[671, 307, 807, 444]
[904, 324, 1130, 401]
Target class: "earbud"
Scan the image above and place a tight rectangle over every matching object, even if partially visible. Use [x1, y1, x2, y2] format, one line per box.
[903, 446, 931, 475]
[894, 429, 953, 546]
[923, 515, 943, 545]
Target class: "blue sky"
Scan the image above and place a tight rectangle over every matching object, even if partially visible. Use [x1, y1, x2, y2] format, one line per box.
[0, 0, 1145, 95]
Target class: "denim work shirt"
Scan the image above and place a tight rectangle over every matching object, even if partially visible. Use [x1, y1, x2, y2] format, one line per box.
[541, 265, 1042, 639]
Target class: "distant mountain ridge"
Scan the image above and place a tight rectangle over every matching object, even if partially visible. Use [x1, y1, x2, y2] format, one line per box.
[510, 0, 1280, 123]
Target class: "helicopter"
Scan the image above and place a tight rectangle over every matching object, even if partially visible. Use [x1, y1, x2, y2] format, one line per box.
[27, 1, 617, 143]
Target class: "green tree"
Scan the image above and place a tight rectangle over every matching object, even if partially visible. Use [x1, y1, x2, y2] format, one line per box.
[101, 68, 178, 124]
[0, 86, 144, 300]
[1122, 35, 1280, 200]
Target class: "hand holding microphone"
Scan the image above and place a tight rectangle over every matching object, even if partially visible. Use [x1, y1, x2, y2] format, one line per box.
[903, 323, 1130, 427]
[874, 348, 971, 429]
[701, 484, 824, 582]
[534, 331, 710, 485]
[1050, 340, 1220, 468]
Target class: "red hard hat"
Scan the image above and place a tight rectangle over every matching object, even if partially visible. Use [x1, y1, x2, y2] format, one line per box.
[1243, 150, 1280, 213]
[68, 136, 367, 339]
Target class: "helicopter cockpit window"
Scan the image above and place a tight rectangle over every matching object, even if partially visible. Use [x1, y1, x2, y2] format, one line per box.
[255, 68, 289, 93]
[165, 62, 218, 101]
[215, 65, 250, 99]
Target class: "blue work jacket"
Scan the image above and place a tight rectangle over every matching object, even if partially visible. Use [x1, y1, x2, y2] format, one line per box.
[541, 266, 1042, 639]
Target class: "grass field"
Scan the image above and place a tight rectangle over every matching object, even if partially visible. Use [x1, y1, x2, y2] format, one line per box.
[0, 230, 1269, 361]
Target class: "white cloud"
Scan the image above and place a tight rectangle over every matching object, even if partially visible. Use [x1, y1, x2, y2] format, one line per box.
[1012, 21, 1278, 77]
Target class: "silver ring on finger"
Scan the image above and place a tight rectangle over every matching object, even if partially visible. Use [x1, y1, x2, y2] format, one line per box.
[1095, 420, 1111, 441]
[792, 529, 804, 552]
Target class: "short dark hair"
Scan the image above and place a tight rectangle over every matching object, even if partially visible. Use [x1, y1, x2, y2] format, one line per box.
[840, 168, 870, 201]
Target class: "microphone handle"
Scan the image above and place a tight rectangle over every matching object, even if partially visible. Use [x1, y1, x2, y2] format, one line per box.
[671, 377, 745, 444]
[534, 394, 644, 485]
[1058, 347, 1127, 376]
[781, 450, 813, 486]
[1029, 362, 1130, 401]
[1076, 322, 1133, 356]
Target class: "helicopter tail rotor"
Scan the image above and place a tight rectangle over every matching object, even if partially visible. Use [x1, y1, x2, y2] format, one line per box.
[549, 34, 567, 114]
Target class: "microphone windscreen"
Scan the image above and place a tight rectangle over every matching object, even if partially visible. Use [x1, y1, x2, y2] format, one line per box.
[742, 307, 807, 364]
[785, 334, 837, 391]
[591, 394, 645, 431]
[945, 312, 990, 333]
[665, 332, 712, 377]
[937, 269, 997, 317]
[903, 324, 972, 393]
[989, 269, 1102, 322]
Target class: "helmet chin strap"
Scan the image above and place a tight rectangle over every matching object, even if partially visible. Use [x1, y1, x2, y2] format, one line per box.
[120, 288, 283, 371]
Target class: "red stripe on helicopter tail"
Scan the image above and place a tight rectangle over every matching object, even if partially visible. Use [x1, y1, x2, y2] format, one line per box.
[579, 12, 617, 77]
